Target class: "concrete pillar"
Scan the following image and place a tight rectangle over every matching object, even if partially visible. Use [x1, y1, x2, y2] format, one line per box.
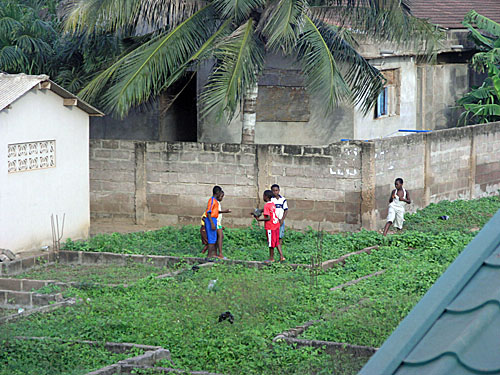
[469, 127, 477, 199]
[134, 142, 147, 225]
[423, 133, 431, 206]
[242, 84, 258, 144]
[360, 141, 376, 230]
[255, 145, 272, 206]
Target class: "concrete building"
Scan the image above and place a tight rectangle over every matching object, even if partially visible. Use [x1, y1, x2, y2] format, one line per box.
[89, 0, 500, 145]
[0, 73, 103, 254]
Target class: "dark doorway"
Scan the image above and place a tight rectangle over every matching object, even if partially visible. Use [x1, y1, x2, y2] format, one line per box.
[159, 73, 198, 142]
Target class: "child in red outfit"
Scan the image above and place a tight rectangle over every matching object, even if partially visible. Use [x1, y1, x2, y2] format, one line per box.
[252, 190, 285, 262]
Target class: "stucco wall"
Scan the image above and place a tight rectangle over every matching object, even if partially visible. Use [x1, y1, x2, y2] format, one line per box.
[0, 88, 90, 253]
[89, 122, 500, 232]
[354, 57, 417, 140]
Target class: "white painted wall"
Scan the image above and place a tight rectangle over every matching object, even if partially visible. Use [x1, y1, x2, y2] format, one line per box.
[354, 56, 417, 140]
[0, 88, 90, 253]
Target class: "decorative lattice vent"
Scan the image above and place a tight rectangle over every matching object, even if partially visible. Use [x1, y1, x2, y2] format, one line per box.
[8, 140, 56, 173]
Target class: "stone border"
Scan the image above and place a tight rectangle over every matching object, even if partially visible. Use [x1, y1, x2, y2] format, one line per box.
[11, 336, 220, 375]
[273, 336, 377, 357]
[0, 298, 76, 324]
[0, 252, 56, 276]
[273, 298, 377, 357]
[329, 270, 386, 291]
[0, 246, 380, 277]
[0, 289, 63, 308]
[321, 246, 378, 270]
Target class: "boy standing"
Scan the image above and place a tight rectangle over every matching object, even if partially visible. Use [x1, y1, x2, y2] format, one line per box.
[205, 186, 223, 258]
[383, 178, 411, 236]
[253, 190, 285, 262]
[271, 184, 288, 243]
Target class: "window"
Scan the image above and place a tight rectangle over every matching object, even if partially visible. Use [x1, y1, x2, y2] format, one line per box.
[376, 87, 388, 117]
[374, 69, 400, 119]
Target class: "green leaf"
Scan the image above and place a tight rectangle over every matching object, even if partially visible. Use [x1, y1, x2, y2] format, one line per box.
[463, 10, 500, 39]
[259, 0, 307, 53]
[212, 0, 266, 23]
[79, 5, 217, 117]
[199, 19, 265, 122]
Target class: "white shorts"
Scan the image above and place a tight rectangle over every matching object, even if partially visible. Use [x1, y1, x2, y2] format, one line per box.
[387, 206, 404, 229]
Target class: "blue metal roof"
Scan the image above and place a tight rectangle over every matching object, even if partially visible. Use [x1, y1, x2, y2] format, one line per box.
[359, 209, 500, 375]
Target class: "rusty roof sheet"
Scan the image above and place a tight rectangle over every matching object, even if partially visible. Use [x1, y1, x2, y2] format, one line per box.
[409, 0, 500, 29]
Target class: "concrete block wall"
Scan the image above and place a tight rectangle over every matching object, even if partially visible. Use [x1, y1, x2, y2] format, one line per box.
[374, 134, 426, 221]
[90, 140, 136, 222]
[89, 122, 500, 232]
[372, 122, 500, 227]
[144, 142, 257, 227]
[264, 143, 363, 231]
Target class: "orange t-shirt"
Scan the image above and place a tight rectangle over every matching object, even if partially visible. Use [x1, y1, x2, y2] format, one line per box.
[206, 197, 220, 218]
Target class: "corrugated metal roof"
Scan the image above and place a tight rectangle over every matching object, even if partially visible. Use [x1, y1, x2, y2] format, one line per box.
[360, 209, 500, 375]
[0, 73, 103, 116]
[0, 73, 48, 112]
[409, 0, 500, 29]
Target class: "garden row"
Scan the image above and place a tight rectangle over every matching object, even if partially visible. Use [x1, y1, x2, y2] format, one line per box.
[0, 196, 498, 374]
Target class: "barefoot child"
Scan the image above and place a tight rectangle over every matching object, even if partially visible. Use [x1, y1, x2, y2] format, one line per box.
[383, 178, 411, 236]
[252, 190, 285, 262]
[216, 191, 231, 259]
[204, 186, 223, 258]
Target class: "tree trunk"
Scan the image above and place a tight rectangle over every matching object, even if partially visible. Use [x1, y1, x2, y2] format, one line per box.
[241, 83, 258, 144]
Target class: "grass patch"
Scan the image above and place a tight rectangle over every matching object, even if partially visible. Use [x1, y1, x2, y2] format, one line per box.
[13, 263, 172, 285]
[0, 338, 140, 375]
[0, 308, 18, 317]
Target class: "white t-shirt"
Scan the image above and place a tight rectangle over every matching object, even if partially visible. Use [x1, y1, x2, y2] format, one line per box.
[271, 195, 288, 220]
[218, 202, 222, 227]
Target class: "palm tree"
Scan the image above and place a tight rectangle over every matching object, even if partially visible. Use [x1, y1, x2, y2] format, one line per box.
[457, 10, 500, 126]
[0, 0, 57, 75]
[64, 0, 441, 143]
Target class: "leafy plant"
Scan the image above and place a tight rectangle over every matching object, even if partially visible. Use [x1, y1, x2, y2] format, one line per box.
[457, 10, 500, 125]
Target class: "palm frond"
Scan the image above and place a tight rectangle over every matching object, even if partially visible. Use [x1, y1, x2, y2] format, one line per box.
[200, 19, 265, 122]
[258, 0, 307, 53]
[463, 10, 500, 40]
[0, 45, 28, 71]
[212, 0, 266, 23]
[162, 18, 233, 90]
[319, 19, 384, 113]
[310, 0, 443, 59]
[0, 17, 22, 37]
[295, 15, 351, 114]
[64, 0, 205, 35]
[64, 0, 140, 34]
[79, 5, 216, 117]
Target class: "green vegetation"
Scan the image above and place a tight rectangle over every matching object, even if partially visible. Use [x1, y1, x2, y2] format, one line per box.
[457, 10, 500, 126]
[15, 263, 172, 285]
[0, 338, 140, 375]
[2, 197, 499, 374]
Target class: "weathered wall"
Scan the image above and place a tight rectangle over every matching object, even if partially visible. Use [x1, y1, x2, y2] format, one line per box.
[90, 140, 364, 232]
[90, 122, 500, 232]
[373, 122, 500, 227]
[416, 63, 469, 131]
